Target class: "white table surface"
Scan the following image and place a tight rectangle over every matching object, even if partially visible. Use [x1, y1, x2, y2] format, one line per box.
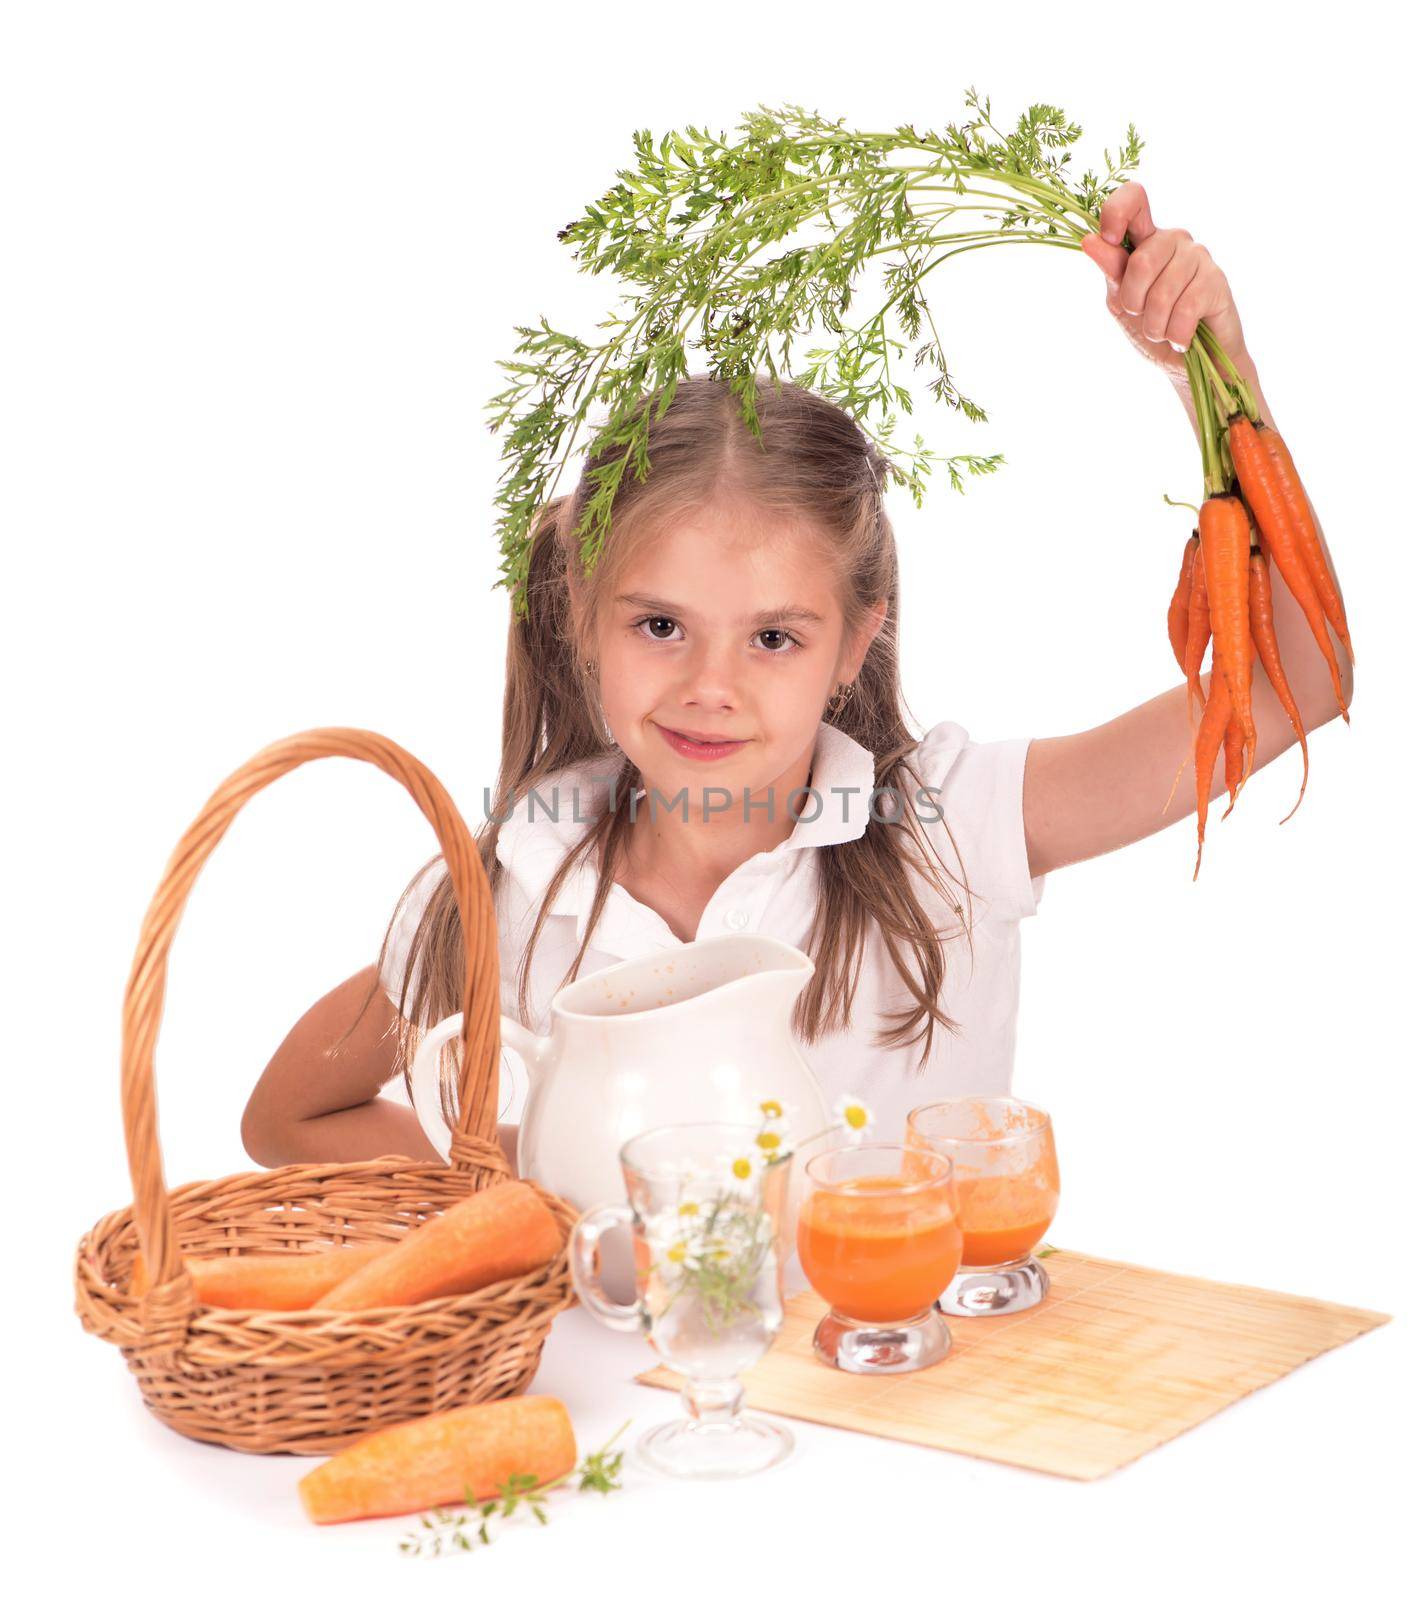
[39, 1260, 1409, 1598]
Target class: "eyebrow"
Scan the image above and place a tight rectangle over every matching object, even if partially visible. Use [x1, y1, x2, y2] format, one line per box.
[615, 592, 826, 627]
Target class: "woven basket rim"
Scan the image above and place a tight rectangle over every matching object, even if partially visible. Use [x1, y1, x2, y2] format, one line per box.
[77, 1162, 581, 1351]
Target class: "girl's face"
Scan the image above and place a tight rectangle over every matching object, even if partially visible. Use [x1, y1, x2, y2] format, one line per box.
[592, 499, 878, 799]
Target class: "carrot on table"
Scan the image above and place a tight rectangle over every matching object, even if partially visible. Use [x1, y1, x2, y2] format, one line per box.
[313, 1180, 564, 1312]
[130, 1241, 394, 1311]
[298, 1395, 577, 1524]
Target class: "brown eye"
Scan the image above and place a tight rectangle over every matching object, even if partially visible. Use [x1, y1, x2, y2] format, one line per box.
[756, 628, 801, 653]
[636, 616, 682, 642]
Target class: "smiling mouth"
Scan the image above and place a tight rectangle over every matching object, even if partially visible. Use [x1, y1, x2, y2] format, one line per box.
[656, 724, 748, 746]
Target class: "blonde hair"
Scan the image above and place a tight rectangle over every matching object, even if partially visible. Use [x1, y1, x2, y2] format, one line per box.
[380, 373, 978, 1115]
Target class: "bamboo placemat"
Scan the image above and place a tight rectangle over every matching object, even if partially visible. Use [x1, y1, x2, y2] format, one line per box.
[634, 1248, 1389, 1480]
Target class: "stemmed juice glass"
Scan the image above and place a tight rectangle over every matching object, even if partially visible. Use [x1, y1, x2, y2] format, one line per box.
[905, 1097, 1059, 1316]
[796, 1141, 961, 1373]
[570, 1122, 794, 1479]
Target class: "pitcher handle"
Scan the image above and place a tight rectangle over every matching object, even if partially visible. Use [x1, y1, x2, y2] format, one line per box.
[409, 1011, 554, 1163]
[570, 1203, 643, 1333]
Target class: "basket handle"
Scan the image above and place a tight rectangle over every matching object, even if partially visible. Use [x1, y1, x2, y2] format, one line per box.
[122, 729, 503, 1328]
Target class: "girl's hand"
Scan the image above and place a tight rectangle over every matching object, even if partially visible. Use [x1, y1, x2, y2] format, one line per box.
[1079, 181, 1249, 382]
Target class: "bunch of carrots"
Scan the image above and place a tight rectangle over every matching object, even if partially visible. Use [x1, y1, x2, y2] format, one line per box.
[1163, 324, 1352, 878]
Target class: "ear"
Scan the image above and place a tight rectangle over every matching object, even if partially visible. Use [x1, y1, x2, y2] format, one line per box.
[845, 596, 888, 676]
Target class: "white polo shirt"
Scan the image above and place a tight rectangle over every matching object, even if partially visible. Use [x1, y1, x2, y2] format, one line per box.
[378, 719, 1045, 1142]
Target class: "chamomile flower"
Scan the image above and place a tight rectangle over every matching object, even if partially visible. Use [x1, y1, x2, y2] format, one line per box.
[642, 1211, 682, 1251]
[833, 1094, 875, 1137]
[722, 1151, 759, 1196]
[755, 1097, 799, 1126]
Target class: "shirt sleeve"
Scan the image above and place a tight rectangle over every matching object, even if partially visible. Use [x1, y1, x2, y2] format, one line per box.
[907, 721, 1045, 926]
[377, 858, 449, 1018]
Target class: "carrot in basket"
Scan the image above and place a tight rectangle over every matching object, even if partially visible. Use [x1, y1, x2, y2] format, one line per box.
[1168, 533, 1199, 673]
[131, 1240, 394, 1310]
[313, 1180, 564, 1312]
[1247, 546, 1309, 823]
[1253, 421, 1353, 663]
[1194, 667, 1233, 880]
[298, 1395, 577, 1524]
[1199, 494, 1256, 789]
[1183, 537, 1212, 722]
[1228, 415, 1349, 723]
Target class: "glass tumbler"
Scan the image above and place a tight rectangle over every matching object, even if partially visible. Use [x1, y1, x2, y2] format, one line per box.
[906, 1096, 1059, 1315]
[796, 1141, 961, 1373]
[570, 1122, 793, 1480]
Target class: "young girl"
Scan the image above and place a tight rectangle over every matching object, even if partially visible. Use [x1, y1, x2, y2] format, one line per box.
[241, 181, 1353, 1174]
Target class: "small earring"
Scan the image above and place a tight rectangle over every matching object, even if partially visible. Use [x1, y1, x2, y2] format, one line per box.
[827, 680, 855, 716]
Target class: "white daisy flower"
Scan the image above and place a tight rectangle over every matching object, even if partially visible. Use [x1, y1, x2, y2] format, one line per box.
[723, 1151, 759, 1195]
[642, 1211, 685, 1252]
[833, 1093, 875, 1137]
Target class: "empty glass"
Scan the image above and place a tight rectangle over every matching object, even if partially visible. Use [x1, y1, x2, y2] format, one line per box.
[796, 1141, 961, 1373]
[570, 1122, 793, 1479]
[906, 1097, 1059, 1315]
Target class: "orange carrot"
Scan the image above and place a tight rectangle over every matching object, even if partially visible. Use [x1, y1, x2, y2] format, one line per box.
[1183, 535, 1211, 722]
[1199, 494, 1256, 788]
[298, 1395, 577, 1524]
[1248, 546, 1309, 823]
[1220, 623, 1258, 818]
[1194, 667, 1232, 880]
[131, 1241, 394, 1311]
[313, 1181, 564, 1312]
[1254, 422, 1352, 663]
[1222, 707, 1243, 818]
[1168, 533, 1198, 674]
[1228, 415, 1349, 723]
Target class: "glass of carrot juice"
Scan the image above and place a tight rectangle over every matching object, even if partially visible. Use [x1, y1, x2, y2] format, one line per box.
[796, 1141, 961, 1373]
[905, 1097, 1059, 1316]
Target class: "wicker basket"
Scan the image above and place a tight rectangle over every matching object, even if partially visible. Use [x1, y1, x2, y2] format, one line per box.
[73, 729, 579, 1455]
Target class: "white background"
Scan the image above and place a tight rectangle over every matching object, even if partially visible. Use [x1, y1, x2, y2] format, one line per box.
[5, 3, 1413, 1594]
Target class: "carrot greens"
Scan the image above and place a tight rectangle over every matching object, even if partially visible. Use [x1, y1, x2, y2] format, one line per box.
[487, 91, 1146, 615]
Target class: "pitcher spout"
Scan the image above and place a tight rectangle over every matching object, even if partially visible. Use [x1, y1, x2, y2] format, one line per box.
[552, 932, 813, 1028]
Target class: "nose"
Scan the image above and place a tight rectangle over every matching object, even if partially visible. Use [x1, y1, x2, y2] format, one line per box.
[678, 637, 741, 715]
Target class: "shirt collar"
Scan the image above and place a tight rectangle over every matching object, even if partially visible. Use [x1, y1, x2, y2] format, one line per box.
[493, 719, 878, 918]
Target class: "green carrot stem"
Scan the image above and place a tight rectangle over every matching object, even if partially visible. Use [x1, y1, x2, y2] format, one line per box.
[1196, 321, 1261, 425]
[1195, 343, 1234, 416]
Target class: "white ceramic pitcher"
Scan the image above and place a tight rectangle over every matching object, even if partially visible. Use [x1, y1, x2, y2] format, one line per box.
[409, 933, 830, 1303]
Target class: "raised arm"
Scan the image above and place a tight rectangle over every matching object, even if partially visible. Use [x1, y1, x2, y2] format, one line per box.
[1025, 189, 1355, 879]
